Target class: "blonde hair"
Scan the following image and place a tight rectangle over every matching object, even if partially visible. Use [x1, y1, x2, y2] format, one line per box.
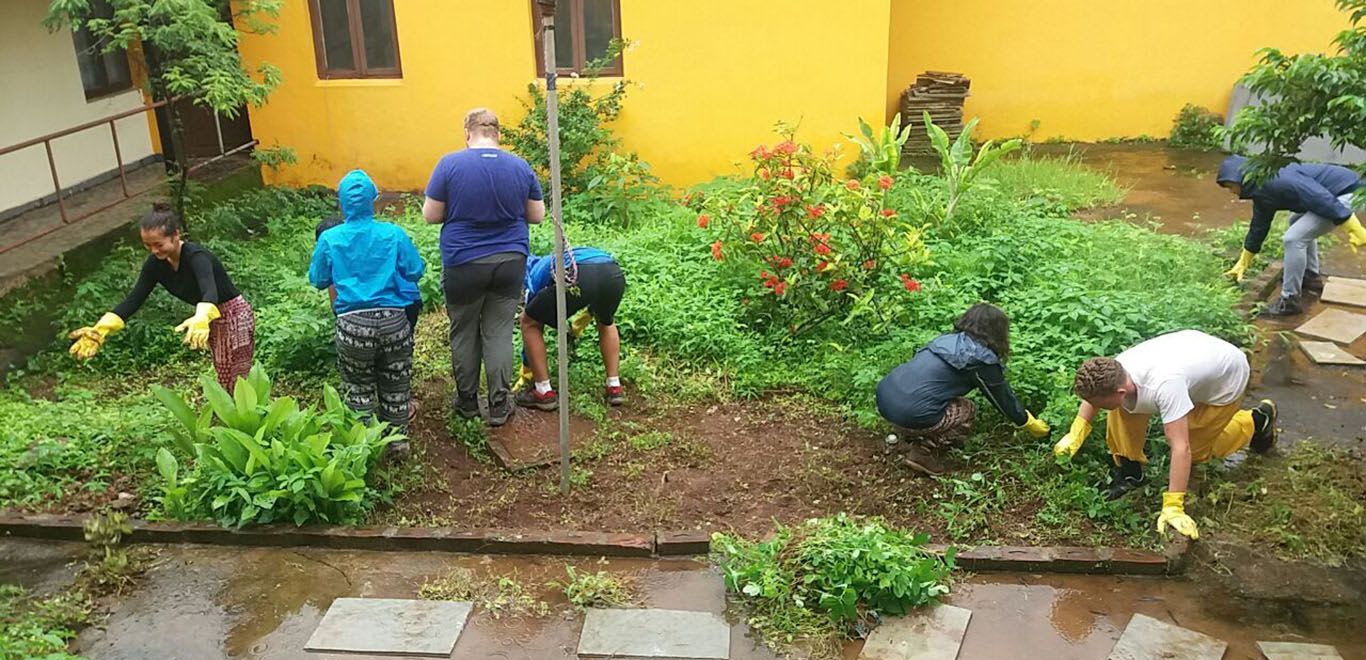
[1073, 357, 1126, 400]
[464, 108, 500, 139]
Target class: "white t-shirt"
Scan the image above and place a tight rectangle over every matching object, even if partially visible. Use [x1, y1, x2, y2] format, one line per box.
[1114, 330, 1250, 424]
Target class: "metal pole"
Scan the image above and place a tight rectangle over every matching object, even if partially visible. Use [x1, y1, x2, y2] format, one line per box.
[538, 0, 572, 494]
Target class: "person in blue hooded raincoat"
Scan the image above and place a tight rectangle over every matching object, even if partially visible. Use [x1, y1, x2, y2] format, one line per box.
[309, 170, 425, 457]
[875, 303, 1050, 476]
[1216, 155, 1366, 316]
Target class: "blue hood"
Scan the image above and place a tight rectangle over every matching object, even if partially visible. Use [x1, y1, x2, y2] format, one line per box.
[338, 169, 378, 222]
[925, 332, 1000, 370]
[1216, 156, 1254, 197]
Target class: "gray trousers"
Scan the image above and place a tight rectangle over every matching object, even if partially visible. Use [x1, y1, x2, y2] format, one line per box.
[442, 253, 525, 407]
[1282, 193, 1355, 297]
[336, 308, 413, 432]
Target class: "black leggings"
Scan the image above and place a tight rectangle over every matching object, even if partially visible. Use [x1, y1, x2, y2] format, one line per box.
[524, 262, 626, 327]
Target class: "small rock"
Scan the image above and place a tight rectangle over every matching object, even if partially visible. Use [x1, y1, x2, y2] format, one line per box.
[111, 492, 137, 510]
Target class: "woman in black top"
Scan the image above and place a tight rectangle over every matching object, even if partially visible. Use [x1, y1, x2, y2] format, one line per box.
[68, 202, 256, 389]
[875, 303, 1050, 476]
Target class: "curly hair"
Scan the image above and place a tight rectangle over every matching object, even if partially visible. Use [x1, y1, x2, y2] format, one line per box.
[1073, 357, 1126, 400]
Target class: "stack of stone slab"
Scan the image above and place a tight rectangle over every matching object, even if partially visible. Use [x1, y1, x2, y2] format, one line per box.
[1296, 276, 1366, 366]
[900, 71, 971, 156]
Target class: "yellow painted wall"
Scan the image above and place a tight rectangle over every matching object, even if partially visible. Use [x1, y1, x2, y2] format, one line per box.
[886, 0, 1349, 140]
[236, 0, 890, 190]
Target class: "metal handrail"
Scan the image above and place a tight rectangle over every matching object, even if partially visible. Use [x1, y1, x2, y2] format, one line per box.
[0, 98, 255, 257]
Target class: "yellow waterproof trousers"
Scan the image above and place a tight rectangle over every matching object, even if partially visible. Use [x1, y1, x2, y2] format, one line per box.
[1105, 402, 1255, 464]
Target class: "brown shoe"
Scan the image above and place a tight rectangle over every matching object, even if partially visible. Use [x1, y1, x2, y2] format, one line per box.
[407, 400, 421, 425]
[900, 444, 947, 477]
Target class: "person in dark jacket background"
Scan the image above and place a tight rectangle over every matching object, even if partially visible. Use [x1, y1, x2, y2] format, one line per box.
[1216, 155, 1366, 316]
[875, 303, 1050, 476]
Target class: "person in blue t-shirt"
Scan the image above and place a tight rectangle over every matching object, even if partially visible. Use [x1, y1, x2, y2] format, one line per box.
[515, 247, 627, 411]
[422, 108, 545, 426]
[309, 170, 425, 456]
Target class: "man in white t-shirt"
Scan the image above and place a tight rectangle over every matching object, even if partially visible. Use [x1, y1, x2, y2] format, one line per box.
[1051, 330, 1277, 540]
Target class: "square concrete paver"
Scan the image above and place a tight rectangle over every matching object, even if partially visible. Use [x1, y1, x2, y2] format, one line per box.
[304, 598, 472, 657]
[1295, 308, 1366, 345]
[1321, 277, 1366, 308]
[1257, 641, 1344, 659]
[1108, 613, 1226, 660]
[1299, 341, 1366, 366]
[578, 608, 729, 659]
[859, 604, 972, 660]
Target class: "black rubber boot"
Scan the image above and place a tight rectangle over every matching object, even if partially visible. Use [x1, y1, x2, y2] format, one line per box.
[1104, 457, 1148, 500]
[1303, 271, 1325, 297]
[1260, 294, 1304, 318]
[1250, 399, 1278, 454]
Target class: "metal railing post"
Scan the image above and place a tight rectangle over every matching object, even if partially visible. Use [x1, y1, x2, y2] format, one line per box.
[110, 120, 129, 198]
[43, 140, 67, 224]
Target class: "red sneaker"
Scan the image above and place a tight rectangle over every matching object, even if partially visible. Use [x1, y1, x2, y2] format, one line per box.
[515, 387, 558, 411]
[605, 384, 625, 406]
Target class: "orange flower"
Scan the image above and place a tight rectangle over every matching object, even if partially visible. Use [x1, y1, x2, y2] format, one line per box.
[881, 208, 896, 218]
[750, 145, 769, 160]
[781, 168, 795, 180]
[845, 179, 860, 190]
[773, 281, 787, 296]
[751, 232, 766, 243]
[774, 140, 798, 155]
[862, 259, 877, 270]
[814, 243, 831, 256]
[697, 213, 710, 229]
[830, 279, 848, 292]
[900, 274, 921, 293]
[806, 203, 826, 219]
[759, 169, 771, 181]
[711, 240, 723, 261]
[816, 260, 830, 271]
[878, 175, 893, 190]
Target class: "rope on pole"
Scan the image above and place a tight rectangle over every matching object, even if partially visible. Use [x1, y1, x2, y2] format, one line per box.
[537, 0, 573, 495]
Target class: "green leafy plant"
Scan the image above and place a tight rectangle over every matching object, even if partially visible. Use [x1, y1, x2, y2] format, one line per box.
[695, 124, 930, 337]
[80, 510, 141, 594]
[712, 515, 954, 655]
[845, 113, 915, 177]
[419, 568, 549, 619]
[555, 565, 635, 609]
[0, 584, 91, 660]
[564, 151, 666, 227]
[151, 365, 400, 527]
[1222, 0, 1366, 184]
[1169, 104, 1223, 150]
[924, 112, 1022, 222]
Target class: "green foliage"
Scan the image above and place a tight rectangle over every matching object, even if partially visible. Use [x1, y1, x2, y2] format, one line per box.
[563, 151, 669, 228]
[1222, 0, 1366, 182]
[845, 113, 914, 177]
[924, 113, 1022, 221]
[628, 430, 673, 451]
[1169, 104, 1224, 150]
[980, 151, 1127, 212]
[418, 568, 549, 619]
[0, 584, 91, 660]
[555, 565, 635, 609]
[152, 365, 401, 527]
[713, 515, 954, 654]
[694, 125, 930, 337]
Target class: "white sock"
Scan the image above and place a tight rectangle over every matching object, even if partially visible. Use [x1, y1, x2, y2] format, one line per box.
[535, 380, 552, 394]
[606, 376, 621, 387]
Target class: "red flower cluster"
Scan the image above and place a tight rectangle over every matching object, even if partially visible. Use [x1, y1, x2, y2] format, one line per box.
[770, 196, 794, 213]
[805, 203, 826, 219]
[773, 140, 798, 156]
[750, 232, 766, 243]
[767, 255, 793, 269]
[878, 175, 893, 191]
[711, 241, 723, 261]
[830, 279, 848, 292]
[697, 214, 710, 229]
[845, 179, 860, 190]
[881, 208, 896, 218]
[758, 169, 771, 181]
[759, 271, 787, 296]
[900, 273, 922, 293]
[809, 232, 832, 256]
[862, 259, 877, 270]
[780, 168, 795, 180]
[750, 145, 770, 160]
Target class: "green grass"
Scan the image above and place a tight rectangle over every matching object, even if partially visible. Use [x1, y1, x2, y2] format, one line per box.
[982, 150, 1128, 211]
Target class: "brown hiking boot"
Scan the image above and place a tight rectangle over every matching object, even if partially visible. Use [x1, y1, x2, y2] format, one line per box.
[900, 444, 948, 477]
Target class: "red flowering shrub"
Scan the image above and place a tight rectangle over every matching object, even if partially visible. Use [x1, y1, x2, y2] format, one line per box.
[695, 127, 928, 334]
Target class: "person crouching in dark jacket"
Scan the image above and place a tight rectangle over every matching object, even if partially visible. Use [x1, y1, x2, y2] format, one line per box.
[875, 303, 1050, 476]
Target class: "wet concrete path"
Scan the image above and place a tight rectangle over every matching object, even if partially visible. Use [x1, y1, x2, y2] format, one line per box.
[2, 539, 1361, 659]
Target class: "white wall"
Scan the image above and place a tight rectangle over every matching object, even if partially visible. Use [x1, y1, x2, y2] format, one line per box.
[0, 0, 157, 215]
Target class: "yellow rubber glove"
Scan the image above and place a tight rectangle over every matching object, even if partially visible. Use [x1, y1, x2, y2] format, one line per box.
[1157, 491, 1199, 540]
[68, 312, 125, 360]
[1344, 214, 1366, 254]
[1021, 412, 1051, 438]
[1224, 248, 1255, 282]
[512, 364, 535, 392]
[174, 302, 220, 351]
[1053, 416, 1092, 457]
[569, 309, 594, 338]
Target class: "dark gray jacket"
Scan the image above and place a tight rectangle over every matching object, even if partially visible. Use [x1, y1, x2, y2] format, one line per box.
[875, 332, 1027, 429]
[1216, 156, 1361, 254]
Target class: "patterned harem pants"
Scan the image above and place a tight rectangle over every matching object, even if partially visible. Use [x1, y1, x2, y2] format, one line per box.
[208, 296, 255, 390]
[335, 308, 414, 432]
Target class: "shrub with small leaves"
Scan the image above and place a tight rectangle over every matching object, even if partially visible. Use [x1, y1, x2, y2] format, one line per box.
[1170, 104, 1223, 150]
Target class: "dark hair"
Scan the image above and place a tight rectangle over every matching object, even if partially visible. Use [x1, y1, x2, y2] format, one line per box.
[316, 215, 344, 240]
[1074, 357, 1126, 400]
[953, 303, 1010, 360]
[140, 201, 181, 236]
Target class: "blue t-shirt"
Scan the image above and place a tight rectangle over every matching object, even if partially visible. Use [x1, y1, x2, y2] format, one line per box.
[524, 247, 615, 300]
[425, 147, 544, 267]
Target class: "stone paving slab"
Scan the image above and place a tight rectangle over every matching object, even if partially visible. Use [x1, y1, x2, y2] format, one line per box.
[1295, 308, 1366, 345]
[1299, 340, 1365, 366]
[1321, 276, 1366, 308]
[859, 604, 972, 660]
[1257, 641, 1344, 659]
[1108, 613, 1226, 660]
[578, 608, 729, 659]
[304, 597, 472, 657]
